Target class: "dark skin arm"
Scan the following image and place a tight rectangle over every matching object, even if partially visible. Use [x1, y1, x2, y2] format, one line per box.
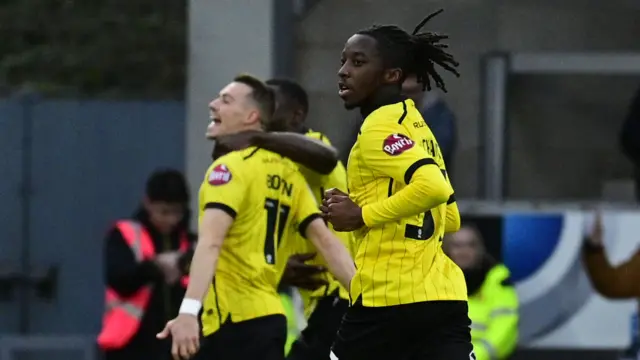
[279, 253, 329, 291]
[582, 212, 640, 298]
[213, 130, 339, 174]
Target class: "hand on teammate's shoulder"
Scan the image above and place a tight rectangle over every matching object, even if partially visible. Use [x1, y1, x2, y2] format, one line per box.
[212, 130, 262, 159]
[256, 132, 338, 174]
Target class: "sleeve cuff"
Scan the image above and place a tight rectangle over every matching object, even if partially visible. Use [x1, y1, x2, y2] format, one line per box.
[298, 213, 323, 238]
[204, 202, 237, 219]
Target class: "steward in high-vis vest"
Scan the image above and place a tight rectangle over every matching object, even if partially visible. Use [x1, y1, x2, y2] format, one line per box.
[279, 288, 301, 356]
[445, 226, 519, 360]
[99, 170, 195, 360]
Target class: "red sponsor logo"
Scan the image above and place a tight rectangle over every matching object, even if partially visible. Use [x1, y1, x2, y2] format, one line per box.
[382, 134, 414, 156]
[208, 164, 232, 185]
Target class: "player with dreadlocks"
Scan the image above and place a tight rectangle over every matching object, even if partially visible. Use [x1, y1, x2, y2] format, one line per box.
[321, 10, 471, 360]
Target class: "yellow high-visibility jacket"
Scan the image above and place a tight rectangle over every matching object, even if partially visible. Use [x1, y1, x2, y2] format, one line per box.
[468, 264, 519, 360]
[280, 292, 298, 355]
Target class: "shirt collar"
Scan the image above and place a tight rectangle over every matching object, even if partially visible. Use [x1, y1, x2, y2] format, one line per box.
[360, 93, 407, 119]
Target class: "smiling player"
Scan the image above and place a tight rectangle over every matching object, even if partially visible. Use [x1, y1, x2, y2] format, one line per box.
[157, 74, 355, 360]
[322, 10, 471, 360]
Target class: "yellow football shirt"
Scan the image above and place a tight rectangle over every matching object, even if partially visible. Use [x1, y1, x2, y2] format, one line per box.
[280, 130, 355, 318]
[347, 99, 466, 307]
[199, 146, 322, 336]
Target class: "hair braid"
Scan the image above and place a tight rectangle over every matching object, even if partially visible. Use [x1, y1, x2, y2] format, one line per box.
[357, 9, 460, 92]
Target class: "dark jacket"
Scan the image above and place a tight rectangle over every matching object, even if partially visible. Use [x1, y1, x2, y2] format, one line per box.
[621, 87, 640, 167]
[420, 99, 457, 170]
[621, 86, 640, 202]
[103, 208, 194, 355]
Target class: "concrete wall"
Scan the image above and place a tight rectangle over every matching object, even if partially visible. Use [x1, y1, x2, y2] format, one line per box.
[295, 0, 640, 200]
[187, 0, 275, 227]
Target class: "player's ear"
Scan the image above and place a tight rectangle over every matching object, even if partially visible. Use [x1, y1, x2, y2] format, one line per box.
[246, 109, 261, 126]
[292, 109, 305, 128]
[383, 68, 402, 85]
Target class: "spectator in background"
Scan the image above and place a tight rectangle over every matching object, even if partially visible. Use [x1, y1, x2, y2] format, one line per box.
[620, 86, 640, 202]
[445, 226, 519, 360]
[402, 74, 458, 170]
[97, 169, 194, 360]
[582, 211, 640, 360]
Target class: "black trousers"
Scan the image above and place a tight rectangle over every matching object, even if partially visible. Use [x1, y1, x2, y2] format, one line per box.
[287, 292, 349, 360]
[193, 314, 287, 360]
[331, 300, 473, 360]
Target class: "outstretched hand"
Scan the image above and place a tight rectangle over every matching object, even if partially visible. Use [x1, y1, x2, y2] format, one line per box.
[321, 188, 365, 232]
[157, 314, 200, 360]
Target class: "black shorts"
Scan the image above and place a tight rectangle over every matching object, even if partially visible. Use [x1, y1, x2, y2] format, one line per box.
[287, 291, 349, 360]
[331, 300, 473, 360]
[193, 314, 287, 360]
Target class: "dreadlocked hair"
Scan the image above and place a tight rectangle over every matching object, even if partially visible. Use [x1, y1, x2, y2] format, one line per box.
[357, 9, 460, 92]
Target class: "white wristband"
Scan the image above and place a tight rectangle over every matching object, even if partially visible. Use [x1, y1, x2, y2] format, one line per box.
[179, 298, 202, 316]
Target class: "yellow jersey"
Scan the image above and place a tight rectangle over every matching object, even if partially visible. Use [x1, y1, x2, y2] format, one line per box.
[199, 146, 322, 336]
[280, 130, 354, 318]
[347, 98, 466, 307]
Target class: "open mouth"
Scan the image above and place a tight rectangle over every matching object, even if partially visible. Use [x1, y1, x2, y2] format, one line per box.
[206, 117, 221, 138]
[338, 82, 352, 98]
[210, 117, 222, 125]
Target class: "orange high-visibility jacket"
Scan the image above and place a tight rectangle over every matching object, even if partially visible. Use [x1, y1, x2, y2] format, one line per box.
[97, 220, 190, 350]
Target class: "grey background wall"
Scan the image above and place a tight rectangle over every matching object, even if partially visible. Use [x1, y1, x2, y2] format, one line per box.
[0, 98, 184, 344]
[294, 0, 640, 199]
[186, 0, 275, 227]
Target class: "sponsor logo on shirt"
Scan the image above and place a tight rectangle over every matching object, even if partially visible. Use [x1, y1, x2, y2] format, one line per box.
[382, 133, 414, 156]
[208, 164, 232, 185]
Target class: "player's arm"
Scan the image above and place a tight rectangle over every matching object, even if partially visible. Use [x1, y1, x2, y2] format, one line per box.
[183, 208, 233, 304]
[255, 132, 338, 175]
[213, 131, 339, 174]
[359, 123, 451, 227]
[304, 218, 355, 289]
[582, 243, 640, 298]
[180, 157, 247, 312]
[295, 179, 355, 289]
